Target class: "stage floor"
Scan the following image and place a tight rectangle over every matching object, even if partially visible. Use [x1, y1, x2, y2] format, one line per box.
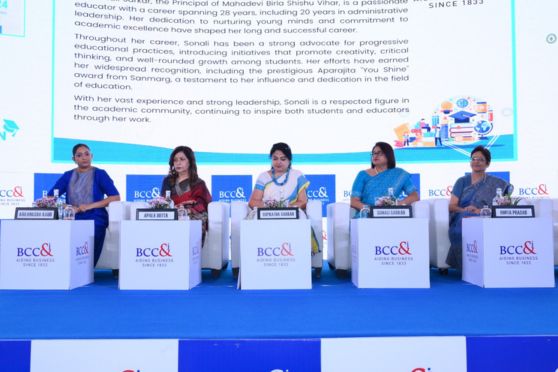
[1, 264, 557, 340]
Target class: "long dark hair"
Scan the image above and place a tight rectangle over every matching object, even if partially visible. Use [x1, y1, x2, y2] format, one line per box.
[167, 146, 199, 187]
[371, 141, 396, 169]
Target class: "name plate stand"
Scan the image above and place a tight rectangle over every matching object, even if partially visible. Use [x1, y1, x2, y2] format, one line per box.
[462, 217, 554, 288]
[136, 208, 177, 221]
[257, 207, 299, 220]
[240, 219, 311, 290]
[119, 220, 201, 290]
[370, 206, 413, 218]
[492, 205, 535, 218]
[351, 218, 429, 288]
[15, 208, 58, 220]
[0, 220, 94, 290]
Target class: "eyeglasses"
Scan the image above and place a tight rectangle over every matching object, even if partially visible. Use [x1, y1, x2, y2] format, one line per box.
[470, 157, 486, 163]
[371, 151, 384, 157]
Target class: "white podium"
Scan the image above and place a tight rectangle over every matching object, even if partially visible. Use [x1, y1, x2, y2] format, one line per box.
[462, 217, 555, 288]
[351, 218, 430, 288]
[119, 220, 202, 290]
[240, 219, 311, 290]
[0, 220, 94, 290]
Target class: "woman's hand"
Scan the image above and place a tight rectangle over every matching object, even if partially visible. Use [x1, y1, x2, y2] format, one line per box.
[463, 205, 480, 214]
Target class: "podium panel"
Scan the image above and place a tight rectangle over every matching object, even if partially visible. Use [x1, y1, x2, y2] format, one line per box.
[351, 218, 430, 288]
[462, 217, 555, 288]
[240, 219, 311, 290]
[0, 220, 94, 290]
[119, 220, 202, 290]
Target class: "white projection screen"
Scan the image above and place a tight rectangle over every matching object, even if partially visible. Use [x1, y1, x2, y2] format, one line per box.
[0, 0, 556, 217]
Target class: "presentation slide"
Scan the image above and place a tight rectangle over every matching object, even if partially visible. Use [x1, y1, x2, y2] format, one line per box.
[0, 0, 556, 218]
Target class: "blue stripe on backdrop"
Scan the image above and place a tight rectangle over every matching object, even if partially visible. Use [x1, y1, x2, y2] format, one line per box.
[0, 340, 31, 372]
[52, 134, 515, 165]
[178, 339, 321, 372]
[467, 336, 558, 372]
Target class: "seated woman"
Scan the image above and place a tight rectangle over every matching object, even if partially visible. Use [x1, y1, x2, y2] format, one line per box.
[248, 142, 319, 255]
[446, 145, 508, 269]
[161, 146, 212, 241]
[49, 143, 120, 266]
[350, 141, 419, 214]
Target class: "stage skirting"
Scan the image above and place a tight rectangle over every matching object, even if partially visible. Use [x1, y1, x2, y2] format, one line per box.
[2, 267, 558, 371]
[2, 336, 558, 371]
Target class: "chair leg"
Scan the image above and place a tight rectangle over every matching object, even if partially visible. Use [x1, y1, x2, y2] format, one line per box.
[328, 262, 335, 270]
[112, 269, 119, 278]
[232, 267, 239, 279]
[335, 269, 349, 279]
[438, 268, 449, 276]
[314, 267, 322, 279]
[221, 261, 229, 270]
[211, 269, 221, 278]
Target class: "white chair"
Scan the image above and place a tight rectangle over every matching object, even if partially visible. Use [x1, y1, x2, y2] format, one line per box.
[532, 198, 558, 265]
[230, 200, 324, 278]
[326, 200, 430, 275]
[99, 201, 230, 277]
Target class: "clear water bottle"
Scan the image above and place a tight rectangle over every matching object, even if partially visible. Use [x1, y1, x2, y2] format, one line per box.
[360, 205, 370, 218]
[480, 205, 492, 218]
[54, 189, 64, 219]
[63, 205, 75, 220]
[492, 187, 503, 206]
[165, 190, 175, 209]
[177, 205, 188, 220]
[388, 187, 397, 206]
[42, 190, 48, 198]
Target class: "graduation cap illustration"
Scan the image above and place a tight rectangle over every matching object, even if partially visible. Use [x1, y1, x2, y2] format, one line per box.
[0, 119, 19, 140]
[450, 110, 476, 124]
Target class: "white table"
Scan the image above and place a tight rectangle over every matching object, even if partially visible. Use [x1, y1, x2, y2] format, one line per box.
[0, 220, 94, 289]
[119, 220, 202, 290]
[351, 218, 430, 288]
[240, 219, 311, 290]
[462, 217, 555, 288]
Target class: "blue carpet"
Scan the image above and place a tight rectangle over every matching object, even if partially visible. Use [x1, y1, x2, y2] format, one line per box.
[1, 264, 557, 339]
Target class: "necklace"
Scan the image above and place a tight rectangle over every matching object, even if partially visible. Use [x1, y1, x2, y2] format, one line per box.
[271, 168, 290, 186]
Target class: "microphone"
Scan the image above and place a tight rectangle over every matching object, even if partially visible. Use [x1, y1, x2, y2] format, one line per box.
[503, 184, 514, 196]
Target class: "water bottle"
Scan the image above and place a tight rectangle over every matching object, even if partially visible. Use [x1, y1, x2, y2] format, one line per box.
[388, 187, 397, 206]
[165, 190, 175, 209]
[360, 205, 370, 219]
[54, 189, 64, 219]
[42, 190, 48, 198]
[492, 187, 503, 206]
[480, 205, 492, 218]
[177, 205, 188, 220]
[63, 205, 75, 220]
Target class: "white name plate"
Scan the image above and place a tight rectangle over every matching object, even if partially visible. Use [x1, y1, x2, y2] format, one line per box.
[15, 208, 57, 220]
[370, 206, 413, 218]
[136, 209, 178, 221]
[492, 206, 535, 218]
[257, 207, 299, 220]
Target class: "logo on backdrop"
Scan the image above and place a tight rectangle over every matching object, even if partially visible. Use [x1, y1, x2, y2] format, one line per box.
[374, 241, 413, 265]
[211, 175, 252, 203]
[0, 119, 20, 141]
[34, 173, 63, 200]
[518, 184, 549, 196]
[0, 184, 25, 207]
[306, 174, 335, 216]
[412, 368, 431, 372]
[136, 242, 174, 268]
[126, 175, 164, 202]
[428, 185, 453, 198]
[499, 240, 538, 265]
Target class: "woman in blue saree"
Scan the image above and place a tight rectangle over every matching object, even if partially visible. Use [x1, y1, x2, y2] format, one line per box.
[350, 142, 419, 212]
[446, 145, 508, 269]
